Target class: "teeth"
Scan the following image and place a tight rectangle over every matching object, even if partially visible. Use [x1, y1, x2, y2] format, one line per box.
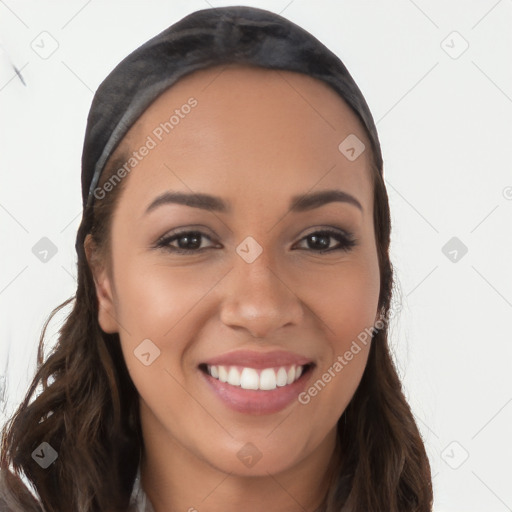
[276, 367, 288, 387]
[227, 367, 240, 386]
[240, 368, 259, 390]
[259, 368, 276, 390]
[206, 364, 306, 390]
[218, 365, 228, 383]
[286, 366, 296, 385]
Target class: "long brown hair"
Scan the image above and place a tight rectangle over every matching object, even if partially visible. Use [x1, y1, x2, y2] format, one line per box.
[1, 6, 433, 511]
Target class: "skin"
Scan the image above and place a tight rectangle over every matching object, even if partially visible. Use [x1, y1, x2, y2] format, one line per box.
[85, 64, 381, 512]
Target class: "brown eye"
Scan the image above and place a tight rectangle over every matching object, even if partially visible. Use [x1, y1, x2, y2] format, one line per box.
[156, 231, 217, 253]
[154, 228, 356, 255]
[294, 229, 357, 253]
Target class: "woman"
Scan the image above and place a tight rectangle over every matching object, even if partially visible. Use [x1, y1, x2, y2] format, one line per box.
[0, 6, 433, 511]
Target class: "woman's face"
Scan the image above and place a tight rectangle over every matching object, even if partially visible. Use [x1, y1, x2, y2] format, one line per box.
[89, 64, 380, 478]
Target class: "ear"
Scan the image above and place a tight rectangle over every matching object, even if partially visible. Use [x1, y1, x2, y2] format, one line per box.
[84, 234, 119, 334]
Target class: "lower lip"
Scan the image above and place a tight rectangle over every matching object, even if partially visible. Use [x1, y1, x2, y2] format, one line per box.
[200, 367, 313, 415]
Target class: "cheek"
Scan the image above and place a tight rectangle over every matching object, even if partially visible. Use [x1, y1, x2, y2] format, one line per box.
[110, 247, 233, 394]
[112, 259, 217, 416]
[112, 247, 216, 340]
[332, 270, 379, 350]
[296, 256, 379, 409]
[295, 296, 375, 435]
[300, 255, 380, 345]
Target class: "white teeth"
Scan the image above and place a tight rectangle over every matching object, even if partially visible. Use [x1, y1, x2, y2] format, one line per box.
[259, 368, 276, 390]
[206, 364, 307, 390]
[218, 365, 228, 383]
[240, 367, 259, 389]
[286, 366, 296, 385]
[227, 367, 240, 386]
[276, 367, 288, 387]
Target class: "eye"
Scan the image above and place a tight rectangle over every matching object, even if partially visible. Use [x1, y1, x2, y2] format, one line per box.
[154, 228, 357, 255]
[293, 229, 357, 253]
[155, 230, 218, 254]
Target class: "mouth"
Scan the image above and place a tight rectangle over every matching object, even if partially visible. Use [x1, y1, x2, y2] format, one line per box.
[197, 352, 315, 415]
[198, 362, 314, 391]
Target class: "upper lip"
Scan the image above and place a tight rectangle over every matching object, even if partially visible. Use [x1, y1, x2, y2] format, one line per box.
[201, 349, 313, 369]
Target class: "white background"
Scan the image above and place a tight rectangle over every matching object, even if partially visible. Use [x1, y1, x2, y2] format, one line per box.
[1, 1, 511, 511]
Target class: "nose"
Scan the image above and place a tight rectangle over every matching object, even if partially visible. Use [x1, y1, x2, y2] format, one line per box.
[219, 255, 304, 339]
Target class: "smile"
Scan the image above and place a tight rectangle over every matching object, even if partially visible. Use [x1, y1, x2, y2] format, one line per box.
[199, 362, 314, 415]
[203, 363, 308, 391]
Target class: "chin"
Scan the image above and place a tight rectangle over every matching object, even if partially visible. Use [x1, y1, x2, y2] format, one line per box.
[201, 436, 307, 477]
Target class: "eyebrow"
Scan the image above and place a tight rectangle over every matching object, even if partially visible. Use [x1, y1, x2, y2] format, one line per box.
[144, 189, 363, 216]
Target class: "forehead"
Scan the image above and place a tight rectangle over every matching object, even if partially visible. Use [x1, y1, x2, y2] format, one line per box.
[112, 63, 374, 219]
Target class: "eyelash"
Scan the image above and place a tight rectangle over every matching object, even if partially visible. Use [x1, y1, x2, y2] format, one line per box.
[154, 228, 357, 254]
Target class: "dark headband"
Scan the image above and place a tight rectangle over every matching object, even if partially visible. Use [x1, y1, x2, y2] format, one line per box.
[76, 5, 382, 255]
